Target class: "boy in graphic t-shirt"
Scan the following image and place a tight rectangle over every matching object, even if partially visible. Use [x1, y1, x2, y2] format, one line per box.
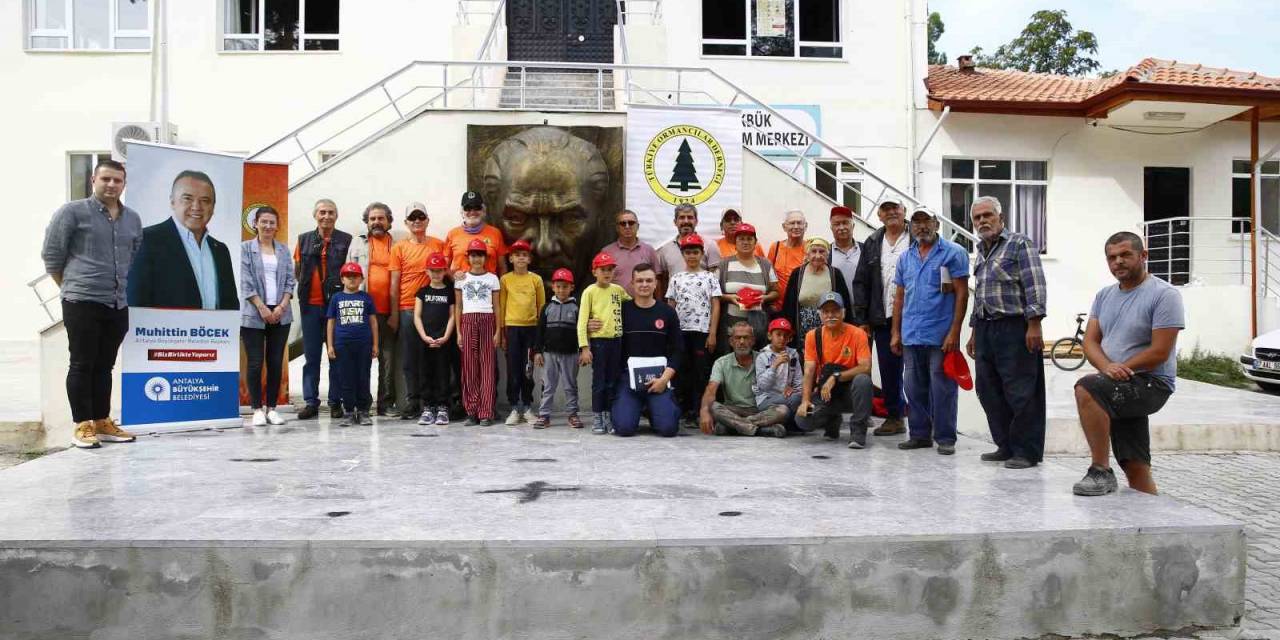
[455, 239, 503, 426]
[413, 252, 455, 426]
[327, 263, 379, 427]
[664, 233, 721, 427]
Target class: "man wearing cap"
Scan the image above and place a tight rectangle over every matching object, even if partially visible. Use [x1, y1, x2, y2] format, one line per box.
[766, 210, 809, 313]
[348, 201, 406, 415]
[718, 222, 778, 352]
[965, 196, 1047, 469]
[294, 198, 352, 420]
[656, 204, 722, 296]
[891, 206, 970, 455]
[715, 208, 764, 261]
[797, 292, 874, 448]
[611, 263, 683, 437]
[699, 321, 788, 438]
[601, 209, 660, 296]
[851, 198, 910, 435]
[388, 202, 445, 420]
[445, 191, 508, 279]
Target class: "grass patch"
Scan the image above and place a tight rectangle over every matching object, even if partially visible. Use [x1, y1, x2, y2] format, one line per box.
[1177, 347, 1253, 390]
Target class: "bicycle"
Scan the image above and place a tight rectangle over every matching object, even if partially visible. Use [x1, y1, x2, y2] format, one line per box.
[1050, 313, 1088, 371]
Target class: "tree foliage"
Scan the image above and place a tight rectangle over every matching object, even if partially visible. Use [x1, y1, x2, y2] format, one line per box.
[927, 12, 947, 65]
[970, 10, 1100, 76]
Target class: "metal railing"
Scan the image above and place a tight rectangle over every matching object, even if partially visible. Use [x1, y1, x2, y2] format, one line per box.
[456, 0, 502, 25]
[1263, 227, 1280, 299]
[1140, 216, 1257, 287]
[27, 274, 61, 329]
[618, 0, 662, 24]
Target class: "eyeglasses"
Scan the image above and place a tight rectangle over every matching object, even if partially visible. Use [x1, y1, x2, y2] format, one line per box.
[617, 220, 638, 227]
[463, 207, 483, 213]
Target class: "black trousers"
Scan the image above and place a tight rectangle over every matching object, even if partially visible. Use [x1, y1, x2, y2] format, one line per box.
[62, 300, 129, 423]
[420, 342, 452, 408]
[974, 316, 1047, 463]
[677, 330, 710, 417]
[242, 323, 290, 409]
[398, 310, 423, 411]
[505, 325, 536, 408]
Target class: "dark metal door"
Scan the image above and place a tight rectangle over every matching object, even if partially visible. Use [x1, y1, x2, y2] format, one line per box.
[507, 0, 615, 63]
[1144, 167, 1191, 286]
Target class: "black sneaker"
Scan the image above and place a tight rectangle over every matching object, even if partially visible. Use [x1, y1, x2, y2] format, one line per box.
[338, 412, 352, 427]
[399, 406, 421, 421]
[712, 422, 729, 436]
[330, 405, 345, 419]
[357, 411, 371, 426]
[937, 443, 956, 456]
[898, 438, 934, 450]
[480, 418, 494, 427]
[1004, 457, 1035, 469]
[297, 405, 319, 420]
[465, 415, 481, 426]
[847, 418, 869, 449]
[1072, 465, 1118, 496]
[822, 427, 840, 440]
[375, 405, 388, 417]
[981, 450, 1012, 462]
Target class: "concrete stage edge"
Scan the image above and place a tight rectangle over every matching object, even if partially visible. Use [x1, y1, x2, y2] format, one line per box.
[0, 417, 1244, 640]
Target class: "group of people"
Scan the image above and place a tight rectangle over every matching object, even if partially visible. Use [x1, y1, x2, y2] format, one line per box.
[41, 159, 1184, 497]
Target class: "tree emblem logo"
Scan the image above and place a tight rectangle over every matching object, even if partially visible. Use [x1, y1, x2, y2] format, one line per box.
[643, 125, 726, 205]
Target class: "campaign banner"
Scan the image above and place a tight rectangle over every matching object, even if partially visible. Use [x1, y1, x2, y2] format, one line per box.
[122, 142, 244, 429]
[239, 161, 291, 408]
[625, 105, 743, 249]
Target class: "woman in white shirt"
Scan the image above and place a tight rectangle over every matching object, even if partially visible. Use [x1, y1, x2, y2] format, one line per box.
[240, 207, 296, 426]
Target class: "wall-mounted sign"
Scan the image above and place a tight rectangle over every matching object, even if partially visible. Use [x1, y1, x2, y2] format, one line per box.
[756, 0, 787, 37]
[736, 104, 822, 157]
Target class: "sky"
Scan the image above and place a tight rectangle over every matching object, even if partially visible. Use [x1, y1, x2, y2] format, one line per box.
[929, 0, 1280, 76]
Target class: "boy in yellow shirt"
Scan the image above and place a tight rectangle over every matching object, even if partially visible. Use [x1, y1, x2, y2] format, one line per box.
[578, 252, 631, 434]
[499, 240, 545, 425]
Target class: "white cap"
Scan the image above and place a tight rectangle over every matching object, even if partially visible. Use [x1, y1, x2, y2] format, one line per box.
[910, 205, 938, 220]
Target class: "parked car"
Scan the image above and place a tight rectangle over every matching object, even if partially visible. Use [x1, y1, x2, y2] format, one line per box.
[1240, 328, 1280, 393]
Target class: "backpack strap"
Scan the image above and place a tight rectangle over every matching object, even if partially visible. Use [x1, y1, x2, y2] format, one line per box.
[768, 241, 781, 265]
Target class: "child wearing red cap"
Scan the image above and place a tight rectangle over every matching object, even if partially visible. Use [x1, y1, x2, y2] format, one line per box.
[753, 317, 804, 426]
[531, 268, 582, 429]
[326, 263, 380, 426]
[499, 240, 546, 425]
[664, 233, 722, 427]
[578, 252, 632, 434]
[412, 253, 456, 426]
[455, 239, 503, 426]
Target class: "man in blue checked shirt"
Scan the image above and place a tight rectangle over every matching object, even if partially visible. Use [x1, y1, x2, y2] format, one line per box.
[965, 196, 1047, 470]
[890, 205, 970, 455]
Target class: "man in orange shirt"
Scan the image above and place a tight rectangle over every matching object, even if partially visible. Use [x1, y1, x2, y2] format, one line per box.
[388, 201, 445, 419]
[715, 208, 764, 261]
[349, 202, 406, 415]
[766, 210, 809, 312]
[797, 291, 874, 449]
[445, 191, 508, 279]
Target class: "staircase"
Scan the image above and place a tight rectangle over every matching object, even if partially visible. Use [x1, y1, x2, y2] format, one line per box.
[498, 69, 615, 110]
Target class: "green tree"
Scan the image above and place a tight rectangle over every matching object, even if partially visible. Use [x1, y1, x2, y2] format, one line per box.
[928, 12, 947, 65]
[667, 139, 701, 191]
[972, 10, 1100, 76]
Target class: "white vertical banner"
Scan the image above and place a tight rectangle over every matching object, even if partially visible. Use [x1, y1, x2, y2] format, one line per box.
[121, 142, 244, 431]
[626, 105, 743, 248]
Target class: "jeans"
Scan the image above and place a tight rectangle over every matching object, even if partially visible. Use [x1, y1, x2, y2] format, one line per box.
[242, 322, 290, 409]
[796, 373, 872, 435]
[676, 331, 710, 417]
[301, 304, 340, 408]
[589, 337, 622, 413]
[62, 300, 129, 423]
[611, 372, 680, 437]
[505, 325, 536, 409]
[398, 309, 423, 412]
[757, 391, 803, 430]
[974, 317, 1046, 462]
[375, 313, 403, 411]
[903, 345, 958, 444]
[538, 351, 580, 416]
[335, 340, 372, 412]
[873, 324, 905, 418]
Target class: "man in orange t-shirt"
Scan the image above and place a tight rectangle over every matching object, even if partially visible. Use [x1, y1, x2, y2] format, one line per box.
[797, 291, 873, 448]
[349, 202, 406, 415]
[388, 202, 445, 418]
[767, 210, 809, 312]
[445, 191, 508, 278]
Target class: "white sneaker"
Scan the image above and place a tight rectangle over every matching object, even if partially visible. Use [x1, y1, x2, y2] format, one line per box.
[251, 409, 267, 426]
[523, 409, 538, 424]
[505, 409, 523, 426]
[265, 409, 285, 425]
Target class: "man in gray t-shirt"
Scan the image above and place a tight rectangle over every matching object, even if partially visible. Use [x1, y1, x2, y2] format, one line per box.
[1072, 232, 1184, 498]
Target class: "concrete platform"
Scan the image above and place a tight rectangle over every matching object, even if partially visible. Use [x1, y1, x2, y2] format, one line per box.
[0, 416, 1244, 639]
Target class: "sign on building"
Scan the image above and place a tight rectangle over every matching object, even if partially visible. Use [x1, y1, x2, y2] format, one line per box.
[737, 104, 822, 157]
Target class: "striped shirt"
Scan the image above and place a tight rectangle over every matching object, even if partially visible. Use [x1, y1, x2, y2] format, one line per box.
[970, 229, 1047, 323]
[720, 257, 776, 318]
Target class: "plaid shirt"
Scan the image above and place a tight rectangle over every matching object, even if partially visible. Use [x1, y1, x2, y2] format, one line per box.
[970, 228, 1047, 324]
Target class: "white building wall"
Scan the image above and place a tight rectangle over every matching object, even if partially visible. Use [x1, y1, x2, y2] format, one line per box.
[917, 110, 1280, 355]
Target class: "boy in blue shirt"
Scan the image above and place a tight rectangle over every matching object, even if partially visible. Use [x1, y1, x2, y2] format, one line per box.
[327, 262, 380, 426]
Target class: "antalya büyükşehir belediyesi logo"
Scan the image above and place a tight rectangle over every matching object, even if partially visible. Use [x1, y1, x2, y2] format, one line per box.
[644, 125, 726, 205]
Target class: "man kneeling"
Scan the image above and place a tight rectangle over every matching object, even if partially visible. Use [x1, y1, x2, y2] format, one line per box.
[699, 322, 788, 438]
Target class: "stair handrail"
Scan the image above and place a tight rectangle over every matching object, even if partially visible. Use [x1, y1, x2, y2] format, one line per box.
[1262, 227, 1280, 298]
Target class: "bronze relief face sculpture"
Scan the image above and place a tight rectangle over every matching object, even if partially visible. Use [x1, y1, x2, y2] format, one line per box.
[480, 126, 616, 282]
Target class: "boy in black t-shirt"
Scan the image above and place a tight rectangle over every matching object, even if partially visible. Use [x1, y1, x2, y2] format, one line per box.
[413, 253, 456, 425]
[327, 263, 379, 426]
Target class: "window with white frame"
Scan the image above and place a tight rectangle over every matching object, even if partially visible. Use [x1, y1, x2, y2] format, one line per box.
[1231, 160, 1280, 235]
[222, 0, 340, 52]
[68, 152, 112, 200]
[943, 158, 1048, 252]
[814, 159, 863, 215]
[702, 0, 842, 59]
[27, 0, 151, 51]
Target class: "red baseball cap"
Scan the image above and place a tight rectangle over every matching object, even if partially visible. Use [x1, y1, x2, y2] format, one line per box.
[767, 317, 794, 334]
[592, 252, 617, 269]
[340, 262, 363, 277]
[830, 206, 854, 220]
[551, 268, 574, 284]
[426, 253, 448, 269]
[733, 222, 756, 238]
[509, 239, 532, 253]
[943, 351, 974, 391]
[466, 239, 488, 253]
[679, 233, 705, 249]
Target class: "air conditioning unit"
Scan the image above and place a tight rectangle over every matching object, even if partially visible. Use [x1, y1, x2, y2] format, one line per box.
[110, 122, 179, 161]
